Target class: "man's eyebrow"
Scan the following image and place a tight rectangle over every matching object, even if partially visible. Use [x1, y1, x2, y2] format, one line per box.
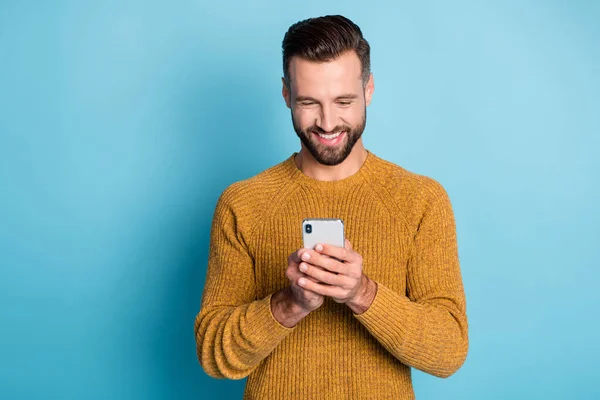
[335, 94, 359, 100]
[295, 94, 359, 102]
[295, 95, 319, 102]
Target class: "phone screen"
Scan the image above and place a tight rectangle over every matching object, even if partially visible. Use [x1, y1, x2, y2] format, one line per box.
[302, 218, 345, 249]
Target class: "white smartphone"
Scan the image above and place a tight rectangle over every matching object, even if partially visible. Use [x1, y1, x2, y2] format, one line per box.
[302, 218, 345, 250]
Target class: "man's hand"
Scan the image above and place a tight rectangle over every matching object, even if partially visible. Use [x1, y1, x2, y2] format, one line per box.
[270, 249, 325, 328]
[285, 249, 325, 312]
[296, 239, 377, 314]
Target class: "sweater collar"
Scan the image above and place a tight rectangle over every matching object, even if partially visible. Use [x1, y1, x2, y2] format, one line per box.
[284, 150, 374, 189]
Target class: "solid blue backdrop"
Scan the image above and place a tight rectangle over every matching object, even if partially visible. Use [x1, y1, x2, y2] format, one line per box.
[1, 1, 598, 399]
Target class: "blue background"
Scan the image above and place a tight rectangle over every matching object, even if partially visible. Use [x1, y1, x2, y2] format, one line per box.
[1, 1, 598, 399]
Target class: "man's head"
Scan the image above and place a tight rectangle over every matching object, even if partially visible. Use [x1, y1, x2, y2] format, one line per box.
[282, 15, 374, 166]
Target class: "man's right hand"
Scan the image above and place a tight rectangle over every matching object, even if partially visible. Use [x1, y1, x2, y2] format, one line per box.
[270, 249, 325, 328]
[286, 249, 325, 311]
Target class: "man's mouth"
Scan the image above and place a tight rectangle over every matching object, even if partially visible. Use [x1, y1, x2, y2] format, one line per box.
[313, 130, 346, 146]
[317, 131, 343, 140]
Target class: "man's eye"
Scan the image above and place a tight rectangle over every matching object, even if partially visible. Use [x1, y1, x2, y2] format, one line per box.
[300, 102, 315, 106]
[337, 101, 352, 106]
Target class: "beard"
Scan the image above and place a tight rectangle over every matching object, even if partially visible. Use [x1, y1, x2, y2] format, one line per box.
[292, 108, 367, 166]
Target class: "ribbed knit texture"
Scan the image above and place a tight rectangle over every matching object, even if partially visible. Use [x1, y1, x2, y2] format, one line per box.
[194, 151, 469, 399]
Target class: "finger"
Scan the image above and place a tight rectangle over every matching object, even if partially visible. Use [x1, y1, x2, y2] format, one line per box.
[290, 248, 308, 264]
[314, 243, 357, 264]
[345, 239, 353, 250]
[297, 273, 320, 284]
[299, 262, 347, 286]
[301, 251, 345, 274]
[297, 277, 345, 298]
[287, 262, 320, 282]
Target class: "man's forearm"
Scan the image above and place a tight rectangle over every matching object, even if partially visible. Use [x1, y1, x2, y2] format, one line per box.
[195, 295, 295, 379]
[270, 287, 311, 328]
[353, 283, 468, 378]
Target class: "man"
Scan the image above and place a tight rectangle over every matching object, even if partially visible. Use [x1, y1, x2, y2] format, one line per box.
[195, 15, 468, 399]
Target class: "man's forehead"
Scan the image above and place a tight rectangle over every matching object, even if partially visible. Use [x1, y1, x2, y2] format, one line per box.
[288, 51, 363, 88]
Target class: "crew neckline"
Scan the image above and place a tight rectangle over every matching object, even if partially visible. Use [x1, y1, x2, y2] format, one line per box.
[285, 150, 374, 189]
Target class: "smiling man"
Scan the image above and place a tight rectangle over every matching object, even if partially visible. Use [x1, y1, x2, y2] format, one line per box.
[195, 15, 469, 399]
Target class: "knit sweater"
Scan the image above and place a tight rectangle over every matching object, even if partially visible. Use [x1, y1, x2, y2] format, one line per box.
[194, 151, 469, 399]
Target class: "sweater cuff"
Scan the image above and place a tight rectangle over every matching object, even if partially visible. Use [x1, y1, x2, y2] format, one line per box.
[258, 293, 296, 336]
[353, 283, 412, 339]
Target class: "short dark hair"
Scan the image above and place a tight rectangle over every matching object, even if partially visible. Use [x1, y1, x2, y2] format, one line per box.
[282, 15, 371, 87]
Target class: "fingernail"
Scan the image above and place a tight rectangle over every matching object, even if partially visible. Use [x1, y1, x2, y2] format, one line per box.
[298, 278, 306, 286]
[301, 252, 311, 261]
[299, 263, 307, 272]
[315, 244, 323, 252]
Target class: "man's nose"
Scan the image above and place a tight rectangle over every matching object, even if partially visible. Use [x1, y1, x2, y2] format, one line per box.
[315, 105, 337, 133]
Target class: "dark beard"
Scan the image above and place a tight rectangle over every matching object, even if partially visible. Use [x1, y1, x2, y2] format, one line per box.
[292, 108, 367, 166]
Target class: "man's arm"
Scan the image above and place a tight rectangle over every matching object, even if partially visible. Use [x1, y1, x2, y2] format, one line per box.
[194, 190, 294, 379]
[297, 179, 468, 378]
[353, 179, 469, 378]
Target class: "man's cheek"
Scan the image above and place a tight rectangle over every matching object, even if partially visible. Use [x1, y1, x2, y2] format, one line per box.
[346, 105, 363, 119]
[295, 113, 314, 130]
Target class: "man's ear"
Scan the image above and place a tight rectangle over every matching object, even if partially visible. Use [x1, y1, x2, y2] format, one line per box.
[282, 77, 291, 109]
[364, 73, 375, 107]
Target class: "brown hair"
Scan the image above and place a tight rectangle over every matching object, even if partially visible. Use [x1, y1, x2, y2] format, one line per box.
[282, 15, 371, 87]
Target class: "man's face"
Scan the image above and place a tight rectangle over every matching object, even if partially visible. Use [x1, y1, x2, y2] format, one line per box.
[283, 50, 374, 166]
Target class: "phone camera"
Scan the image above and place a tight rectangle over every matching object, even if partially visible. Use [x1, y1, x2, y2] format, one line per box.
[305, 224, 312, 234]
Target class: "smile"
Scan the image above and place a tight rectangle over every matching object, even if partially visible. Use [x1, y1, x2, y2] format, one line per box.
[315, 131, 345, 140]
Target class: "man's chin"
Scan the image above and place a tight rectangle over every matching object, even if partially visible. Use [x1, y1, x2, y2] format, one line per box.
[310, 146, 350, 166]
[298, 131, 355, 166]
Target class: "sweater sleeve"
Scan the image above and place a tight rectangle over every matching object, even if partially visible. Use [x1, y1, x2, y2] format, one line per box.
[194, 188, 294, 379]
[354, 179, 469, 378]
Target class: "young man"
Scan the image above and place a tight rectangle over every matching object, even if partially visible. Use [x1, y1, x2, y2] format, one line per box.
[195, 15, 468, 399]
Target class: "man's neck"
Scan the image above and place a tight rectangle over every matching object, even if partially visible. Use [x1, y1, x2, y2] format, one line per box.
[294, 142, 368, 182]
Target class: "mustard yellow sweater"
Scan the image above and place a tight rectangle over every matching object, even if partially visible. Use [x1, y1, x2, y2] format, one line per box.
[195, 151, 469, 399]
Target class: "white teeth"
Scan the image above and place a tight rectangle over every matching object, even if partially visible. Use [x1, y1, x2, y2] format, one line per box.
[318, 131, 343, 140]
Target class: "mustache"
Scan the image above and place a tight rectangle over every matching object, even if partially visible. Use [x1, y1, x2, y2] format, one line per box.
[307, 125, 352, 135]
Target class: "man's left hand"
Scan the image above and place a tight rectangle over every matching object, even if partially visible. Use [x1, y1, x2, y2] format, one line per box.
[297, 239, 377, 313]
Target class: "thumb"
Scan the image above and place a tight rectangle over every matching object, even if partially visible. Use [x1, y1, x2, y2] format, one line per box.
[344, 238, 353, 250]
